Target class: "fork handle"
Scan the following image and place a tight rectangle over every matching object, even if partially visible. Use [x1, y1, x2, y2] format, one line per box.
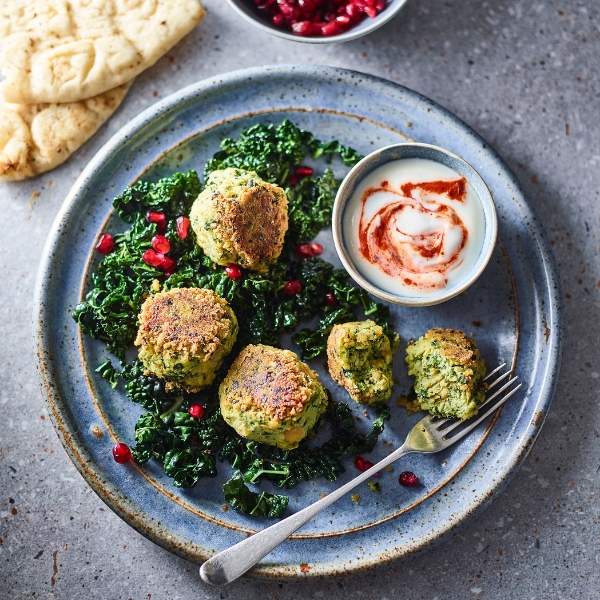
[199, 444, 411, 586]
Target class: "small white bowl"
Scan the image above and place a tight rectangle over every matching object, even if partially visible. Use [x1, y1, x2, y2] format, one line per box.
[225, 0, 410, 44]
[332, 143, 498, 306]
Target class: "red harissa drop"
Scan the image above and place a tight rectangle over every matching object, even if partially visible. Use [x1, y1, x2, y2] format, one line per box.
[112, 443, 131, 464]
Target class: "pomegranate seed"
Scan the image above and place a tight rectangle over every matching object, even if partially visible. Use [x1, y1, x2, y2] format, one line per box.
[354, 456, 366, 470]
[288, 173, 300, 186]
[325, 291, 337, 306]
[295, 243, 314, 258]
[158, 256, 177, 274]
[309, 242, 323, 255]
[256, 0, 381, 36]
[321, 21, 342, 35]
[292, 20, 314, 35]
[363, 460, 377, 474]
[152, 234, 170, 254]
[112, 443, 131, 464]
[298, 0, 315, 11]
[225, 264, 243, 280]
[284, 280, 303, 295]
[188, 404, 204, 419]
[146, 211, 167, 234]
[96, 233, 114, 254]
[346, 3, 361, 18]
[364, 5, 377, 17]
[176, 216, 190, 239]
[142, 249, 164, 267]
[295, 165, 313, 177]
[399, 471, 419, 487]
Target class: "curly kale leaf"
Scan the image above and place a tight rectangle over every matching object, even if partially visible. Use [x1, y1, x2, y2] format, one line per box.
[323, 405, 391, 459]
[286, 168, 337, 244]
[290, 259, 399, 359]
[113, 170, 201, 222]
[326, 396, 356, 433]
[132, 406, 228, 487]
[131, 413, 174, 464]
[121, 360, 179, 413]
[163, 446, 217, 488]
[222, 471, 289, 518]
[243, 459, 291, 487]
[276, 447, 344, 488]
[95, 359, 120, 388]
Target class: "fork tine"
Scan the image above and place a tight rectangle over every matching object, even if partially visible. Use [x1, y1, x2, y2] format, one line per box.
[486, 368, 512, 391]
[439, 376, 519, 436]
[484, 362, 507, 381]
[442, 381, 523, 441]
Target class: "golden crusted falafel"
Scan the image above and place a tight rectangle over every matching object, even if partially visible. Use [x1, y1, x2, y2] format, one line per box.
[327, 320, 394, 405]
[219, 344, 328, 450]
[190, 168, 288, 272]
[135, 287, 238, 391]
[405, 328, 487, 420]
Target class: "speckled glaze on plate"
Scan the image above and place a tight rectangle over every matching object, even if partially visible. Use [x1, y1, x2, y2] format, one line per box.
[33, 65, 562, 581]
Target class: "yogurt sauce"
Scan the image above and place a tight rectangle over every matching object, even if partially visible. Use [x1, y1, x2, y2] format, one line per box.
[343, 158, 485, 297]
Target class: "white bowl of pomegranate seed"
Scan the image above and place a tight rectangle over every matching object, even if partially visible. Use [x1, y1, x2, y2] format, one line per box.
[226, 0, 410, 43]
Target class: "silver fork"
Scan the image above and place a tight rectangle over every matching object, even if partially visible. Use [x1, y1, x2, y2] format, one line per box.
[200, 364, 522, 586]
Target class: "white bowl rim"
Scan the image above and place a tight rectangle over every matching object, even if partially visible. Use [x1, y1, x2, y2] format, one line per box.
[224, 0, 410, 44]
[332, 142, 499, 307]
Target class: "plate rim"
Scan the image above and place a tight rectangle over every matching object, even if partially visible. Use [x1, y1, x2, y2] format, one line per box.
[33, 64, 563, 579]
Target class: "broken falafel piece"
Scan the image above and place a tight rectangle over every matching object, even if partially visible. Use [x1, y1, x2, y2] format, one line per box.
[405, 328, 487, 420]
[327, 320, 394, 405]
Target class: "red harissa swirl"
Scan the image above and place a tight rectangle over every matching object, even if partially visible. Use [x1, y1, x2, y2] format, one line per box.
[358, 178, 469, 291]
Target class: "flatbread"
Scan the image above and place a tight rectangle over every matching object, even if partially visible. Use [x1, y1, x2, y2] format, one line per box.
[0, 0, 205, 104]
[0, 83, 130, 181]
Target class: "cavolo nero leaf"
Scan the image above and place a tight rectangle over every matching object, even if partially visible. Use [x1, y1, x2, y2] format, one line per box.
[113, 170, 201, 222]
[222, 471, 289, 519]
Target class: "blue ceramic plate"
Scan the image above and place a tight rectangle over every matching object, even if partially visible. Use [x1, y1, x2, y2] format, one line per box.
[33, 65, 562, 581]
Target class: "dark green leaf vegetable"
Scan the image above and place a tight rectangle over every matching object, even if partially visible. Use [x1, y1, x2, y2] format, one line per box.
[73, 120, 399, 518]
[222, 471, 289, 518]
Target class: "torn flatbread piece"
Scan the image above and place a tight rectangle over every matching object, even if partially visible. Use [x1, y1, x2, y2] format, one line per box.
[0, 83, 130, 181]
[0, 0, 205, 104]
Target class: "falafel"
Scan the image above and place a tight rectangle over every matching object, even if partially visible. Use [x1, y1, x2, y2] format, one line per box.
[219, 344, 328, 450]
[135, 287, 238, 391]
[327, 320, 394, 405]
[405, 328, 487, 420]
[190, 168, 288, 272]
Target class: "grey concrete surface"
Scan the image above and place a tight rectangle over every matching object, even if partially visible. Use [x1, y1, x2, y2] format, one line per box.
[1, 0, 599, 598]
